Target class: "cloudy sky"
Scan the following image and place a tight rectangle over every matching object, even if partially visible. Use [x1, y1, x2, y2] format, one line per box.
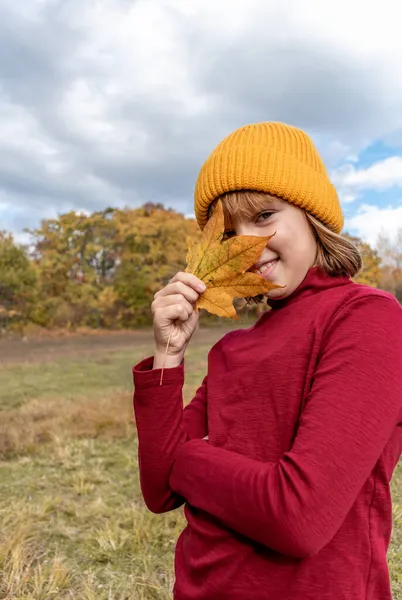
[1, 0, 402, 247]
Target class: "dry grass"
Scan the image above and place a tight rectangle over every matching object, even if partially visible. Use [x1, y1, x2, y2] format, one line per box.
[0, 524, 71, 598]
[0, 436, 185, 599]
[0, 331, 207, 599]
[0, 393, 134, 457]
[0, 330, 400, 599]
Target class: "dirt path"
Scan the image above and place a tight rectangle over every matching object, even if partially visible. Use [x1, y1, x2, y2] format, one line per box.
[0, 328, 232, 364]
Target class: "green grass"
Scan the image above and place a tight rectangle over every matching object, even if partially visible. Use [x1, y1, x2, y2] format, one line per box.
[0, 349, 141, 410]
[0, 339, 208, 411]
[0, 331, 400, 599]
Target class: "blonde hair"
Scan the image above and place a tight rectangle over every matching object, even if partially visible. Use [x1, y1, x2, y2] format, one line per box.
[208, 190, 362, 289]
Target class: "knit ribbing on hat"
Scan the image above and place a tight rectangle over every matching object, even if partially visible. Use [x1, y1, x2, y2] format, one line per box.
[194, 122, 344, 234]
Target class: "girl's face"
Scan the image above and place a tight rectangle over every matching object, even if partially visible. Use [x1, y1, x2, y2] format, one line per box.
[226, 197, 318, 299]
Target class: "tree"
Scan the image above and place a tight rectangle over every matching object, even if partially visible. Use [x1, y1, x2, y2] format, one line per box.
[28, 209, 119, 327]
[113, 204, 199, 326]
[343, 233, 382, 288]
[377, 228, 402, 302]
[0, 232, 37, 329]
[28, 204, 200, 328]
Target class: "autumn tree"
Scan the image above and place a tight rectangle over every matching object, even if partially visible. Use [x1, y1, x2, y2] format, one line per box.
[377, 228, 402, 302]
[343, 233, 382, 288]
[113, 203, 199, 326]
[28, 204, 200, 328]
[0, 232, 37, 329]
[29, 209, 119, 328]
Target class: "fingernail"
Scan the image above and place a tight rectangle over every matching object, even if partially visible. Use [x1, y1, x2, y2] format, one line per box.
[198, 283, 206, 292]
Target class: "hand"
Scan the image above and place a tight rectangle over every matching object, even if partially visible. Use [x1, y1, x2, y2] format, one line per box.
[152, 271, 206, 368]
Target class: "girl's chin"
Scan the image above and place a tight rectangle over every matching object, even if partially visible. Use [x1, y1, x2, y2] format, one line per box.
[263, 266, 288, 300]
[265, 287, 288, 300]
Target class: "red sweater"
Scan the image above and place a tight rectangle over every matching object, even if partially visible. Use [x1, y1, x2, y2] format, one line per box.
[133, 267, 402, 600]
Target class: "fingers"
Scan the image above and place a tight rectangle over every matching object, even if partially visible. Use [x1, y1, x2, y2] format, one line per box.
[155, 304, 193, 324]
[154, 273, 205, 305]
[152, 294, 193, 317]
[169, 271, 205, 291]
[170, 272, 206, 293]
[152, 271, 205, 330]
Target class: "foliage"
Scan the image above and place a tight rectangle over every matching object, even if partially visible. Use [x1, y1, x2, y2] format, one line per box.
[0, 232, 37, 329]
[0, 207, 400, 331]
[24, 204, 198, 329]
[377, 228, 402, 302]
[113, 204, 199, 327]
[343, 233, 383, 288]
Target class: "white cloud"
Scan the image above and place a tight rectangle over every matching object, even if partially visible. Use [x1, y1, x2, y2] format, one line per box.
[1, 0, 402, 235]
[333, 157, 402, 190]
[345, 204, 402, 247]
[339, 192, 358, 204]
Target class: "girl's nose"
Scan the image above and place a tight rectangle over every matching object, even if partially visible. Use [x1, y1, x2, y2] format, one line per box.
[236, 223, 260, 237]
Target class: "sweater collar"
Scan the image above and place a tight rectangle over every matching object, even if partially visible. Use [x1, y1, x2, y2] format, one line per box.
[267, 266, 352, 310]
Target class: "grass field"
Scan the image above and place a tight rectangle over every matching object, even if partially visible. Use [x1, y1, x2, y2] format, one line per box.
[0, 329, 400, 599]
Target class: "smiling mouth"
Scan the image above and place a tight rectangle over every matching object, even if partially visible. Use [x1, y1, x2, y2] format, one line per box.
[256, 258, 279, 277]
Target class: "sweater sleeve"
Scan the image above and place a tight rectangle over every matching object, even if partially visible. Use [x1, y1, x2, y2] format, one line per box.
[169, 295, 402, 558]
[133, 356, 208, 514]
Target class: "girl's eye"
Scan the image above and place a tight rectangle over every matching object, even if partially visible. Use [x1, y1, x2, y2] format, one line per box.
[256, 211, 274, 222]
[222, 230, 236, 240]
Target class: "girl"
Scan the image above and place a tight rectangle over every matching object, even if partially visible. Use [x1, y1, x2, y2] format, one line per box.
[133, 122, 402, 600]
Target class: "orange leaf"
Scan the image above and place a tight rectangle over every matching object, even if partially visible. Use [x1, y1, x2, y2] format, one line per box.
[185, 200, 281, 319]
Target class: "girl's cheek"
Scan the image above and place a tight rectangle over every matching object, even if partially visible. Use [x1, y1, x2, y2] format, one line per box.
[268, 230, 283, 250]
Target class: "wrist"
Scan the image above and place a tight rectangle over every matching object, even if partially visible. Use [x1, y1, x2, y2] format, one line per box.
[153, 351, 184, 370]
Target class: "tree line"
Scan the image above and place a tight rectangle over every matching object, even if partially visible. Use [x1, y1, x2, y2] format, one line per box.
[0, 203, 401, 332]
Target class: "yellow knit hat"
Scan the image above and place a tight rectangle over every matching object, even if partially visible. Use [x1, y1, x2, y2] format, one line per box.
[194, 122, 343, 234]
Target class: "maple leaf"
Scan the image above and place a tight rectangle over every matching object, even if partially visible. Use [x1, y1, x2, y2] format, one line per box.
[185, 200, 281, 319]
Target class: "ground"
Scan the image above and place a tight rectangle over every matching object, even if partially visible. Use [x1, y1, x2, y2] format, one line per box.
[0, 329, 400, 599]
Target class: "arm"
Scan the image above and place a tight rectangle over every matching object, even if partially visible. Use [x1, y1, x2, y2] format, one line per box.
[133, 356, 207, 513]
[170, 295, 402, 558]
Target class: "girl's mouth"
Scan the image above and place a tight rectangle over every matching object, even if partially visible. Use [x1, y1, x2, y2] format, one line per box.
[256, 258, 279, 279]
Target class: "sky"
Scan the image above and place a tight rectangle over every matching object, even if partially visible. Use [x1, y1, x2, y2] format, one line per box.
[1, 0, 402, 248]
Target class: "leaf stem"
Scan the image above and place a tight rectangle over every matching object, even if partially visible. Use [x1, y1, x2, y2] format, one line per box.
[159, 324, 173, 386]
